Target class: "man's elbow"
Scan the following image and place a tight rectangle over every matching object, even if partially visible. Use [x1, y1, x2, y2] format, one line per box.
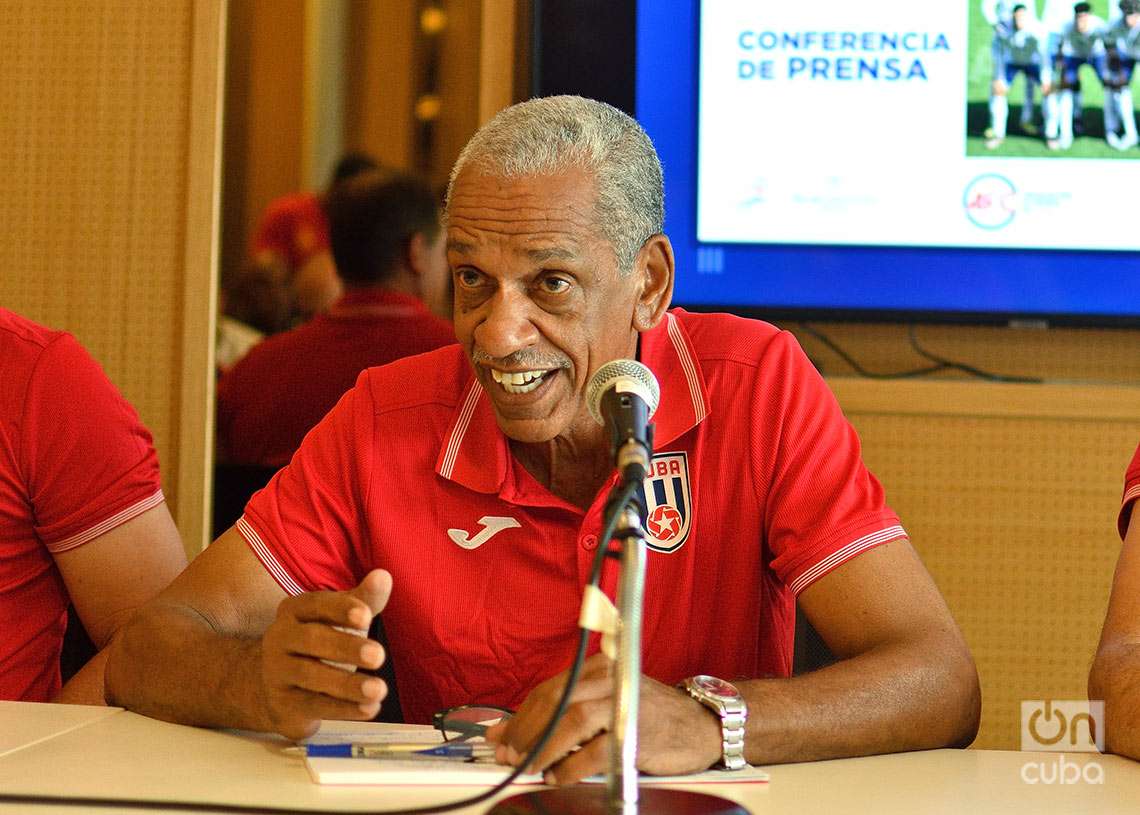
[910, 630, 980, 750]
[941, 643, 982, 749]
[1089, 640, 1140, 761]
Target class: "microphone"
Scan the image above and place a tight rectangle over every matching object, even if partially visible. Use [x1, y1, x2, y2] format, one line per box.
[586, 359, 660, 484]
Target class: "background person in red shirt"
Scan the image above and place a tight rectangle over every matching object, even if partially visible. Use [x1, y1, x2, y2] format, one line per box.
[1089, 443, 1140, 760]
[232, 152, 380, 336]
[107, 97, 979, 780]
[216, 169, 455, 469]
[0, 308, 187, 703]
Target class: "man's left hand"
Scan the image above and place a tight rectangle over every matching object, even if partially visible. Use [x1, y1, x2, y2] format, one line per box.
[483, 653, 722, 785]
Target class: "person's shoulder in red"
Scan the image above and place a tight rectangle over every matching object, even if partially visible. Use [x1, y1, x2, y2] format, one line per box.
[356, 341, 471, 416]
[366, 289, 455, 355]
[0, 306, 65, 362]
[0, 308, 132, 444]
[1120, 443, 1140, 539]
[0, 307, 162, 546]
[670, 307, 784, 363]
[216, 292, 456, 468]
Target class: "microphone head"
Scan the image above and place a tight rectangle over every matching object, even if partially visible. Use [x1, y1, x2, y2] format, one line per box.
[586, 359, 661, 426]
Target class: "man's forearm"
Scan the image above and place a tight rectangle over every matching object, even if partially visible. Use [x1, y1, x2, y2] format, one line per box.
[736, 635, 980, 765]
[1090, 642, 1140, 761]
[104, 603, 271, 732]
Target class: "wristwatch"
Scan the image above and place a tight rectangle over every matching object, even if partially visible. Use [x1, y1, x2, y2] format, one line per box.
[681, 675, 748, 770]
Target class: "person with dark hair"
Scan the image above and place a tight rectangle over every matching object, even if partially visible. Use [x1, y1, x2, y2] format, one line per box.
[216, 169, 454, 468]
[985, 4, 1053, 148]
[1047, 1, 1111, 149]
[330, 152, 380, 185]
[243, 152, 381, 329]
[0, 308, 187, 703]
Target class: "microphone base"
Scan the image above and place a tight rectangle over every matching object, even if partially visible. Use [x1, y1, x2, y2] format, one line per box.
[486, 786, 750, 815]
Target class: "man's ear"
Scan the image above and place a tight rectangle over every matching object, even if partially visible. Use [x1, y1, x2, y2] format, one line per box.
[407, 231, 431, 277]
[632, 234, 675, 332]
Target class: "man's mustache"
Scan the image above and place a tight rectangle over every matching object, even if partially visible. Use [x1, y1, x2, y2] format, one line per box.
[470, 348, 571, 370]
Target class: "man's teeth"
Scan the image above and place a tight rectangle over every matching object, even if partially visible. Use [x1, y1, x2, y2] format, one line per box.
[490, 369, 548, 394]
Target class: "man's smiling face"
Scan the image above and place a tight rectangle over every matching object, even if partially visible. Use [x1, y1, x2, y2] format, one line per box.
[446, 166, 643, 446]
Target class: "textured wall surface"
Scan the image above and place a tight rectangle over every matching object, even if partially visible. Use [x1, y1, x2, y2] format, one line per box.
[832, 378, 1140, 749]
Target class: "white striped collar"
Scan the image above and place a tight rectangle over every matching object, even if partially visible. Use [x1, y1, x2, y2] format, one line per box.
[432, 310, 711, 492]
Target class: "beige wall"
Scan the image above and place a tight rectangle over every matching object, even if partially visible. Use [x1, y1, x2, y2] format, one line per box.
[0, 0, 223, 554]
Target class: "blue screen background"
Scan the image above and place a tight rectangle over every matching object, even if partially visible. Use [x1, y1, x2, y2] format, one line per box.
[635, 0, 1140, 324]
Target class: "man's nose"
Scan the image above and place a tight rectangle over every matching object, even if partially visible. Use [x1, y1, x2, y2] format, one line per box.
[473, 288, 540, 359]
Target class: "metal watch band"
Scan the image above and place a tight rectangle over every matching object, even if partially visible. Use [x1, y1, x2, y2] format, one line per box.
[682, 675, 748, 771]
[719, 706, 747, 771]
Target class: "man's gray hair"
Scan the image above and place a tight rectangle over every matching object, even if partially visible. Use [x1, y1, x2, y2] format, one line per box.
[445, 95, 664, 274]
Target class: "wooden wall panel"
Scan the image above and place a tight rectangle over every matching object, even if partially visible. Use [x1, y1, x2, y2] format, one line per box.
[344, 0, 416, 170]
[435, 0, 483, 190]
[221, 0, 305, 285]
[832, 379, 1140, 750]
[0, 0, 222, 553]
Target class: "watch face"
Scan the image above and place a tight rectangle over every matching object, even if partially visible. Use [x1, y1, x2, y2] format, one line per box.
[692, 674, 739, 700]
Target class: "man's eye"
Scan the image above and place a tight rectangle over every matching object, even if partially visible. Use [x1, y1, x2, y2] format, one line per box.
[456, 269, 483, 287]
[540, 276, 571, 294]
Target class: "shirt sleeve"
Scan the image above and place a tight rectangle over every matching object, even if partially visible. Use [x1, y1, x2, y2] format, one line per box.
[754, 332, 906, 596]
[1119, 443, 1140, 540]
[23, 335, 163, 551]
[237, 371, 375, 595]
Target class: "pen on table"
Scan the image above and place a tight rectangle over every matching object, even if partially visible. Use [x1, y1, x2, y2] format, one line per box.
[298, 742, 497, 759]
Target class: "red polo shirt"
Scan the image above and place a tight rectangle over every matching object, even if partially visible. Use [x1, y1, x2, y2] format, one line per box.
[0, 308, 163, 701]
[1120, 443, 1140, 539]
[238, 309, 905, 724]
[217, 288, 455, 468]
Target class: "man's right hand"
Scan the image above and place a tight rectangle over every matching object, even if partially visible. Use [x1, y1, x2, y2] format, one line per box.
[259, 569, 393, 739]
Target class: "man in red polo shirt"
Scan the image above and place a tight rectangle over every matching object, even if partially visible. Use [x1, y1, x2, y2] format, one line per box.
[217, 170, 455, 469]
[1089, 443, 1140, 761]
[108, 97, 979, 780]
[0, 308, 187, 703]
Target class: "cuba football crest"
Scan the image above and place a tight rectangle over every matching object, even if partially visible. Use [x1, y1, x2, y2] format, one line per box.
[637, 452, 692, 553]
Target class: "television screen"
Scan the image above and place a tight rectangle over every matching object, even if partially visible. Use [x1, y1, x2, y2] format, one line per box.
[635, 0, 1140, 325]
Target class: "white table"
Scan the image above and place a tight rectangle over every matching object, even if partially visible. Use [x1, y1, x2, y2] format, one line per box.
[2, 702, 1138, 814]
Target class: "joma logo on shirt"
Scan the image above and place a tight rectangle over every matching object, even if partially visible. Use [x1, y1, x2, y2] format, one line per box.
[447, 516, 520, 550]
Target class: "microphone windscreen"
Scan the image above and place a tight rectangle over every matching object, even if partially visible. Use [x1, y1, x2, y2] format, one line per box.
[586, 359, 661, 426]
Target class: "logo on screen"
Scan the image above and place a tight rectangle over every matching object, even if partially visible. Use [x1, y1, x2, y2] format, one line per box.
[964, 174, 1018, 230]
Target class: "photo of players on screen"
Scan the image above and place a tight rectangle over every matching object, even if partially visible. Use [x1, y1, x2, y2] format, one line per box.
[969, 0, 1140, 157]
